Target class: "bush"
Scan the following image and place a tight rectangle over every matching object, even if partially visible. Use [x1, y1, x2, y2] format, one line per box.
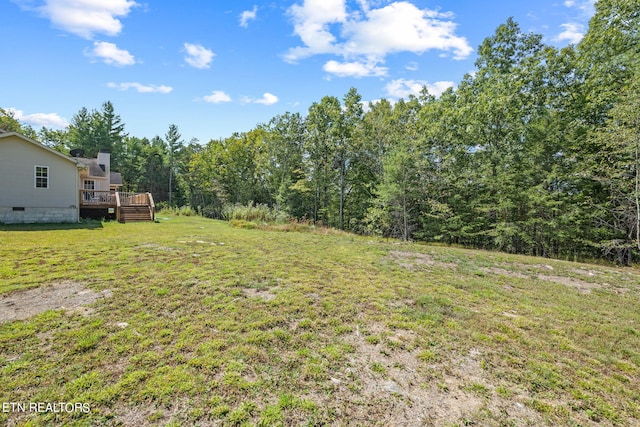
[222, 202, 289, 224]
[157, 205, 198, 217]
[229, 219, 257, 229]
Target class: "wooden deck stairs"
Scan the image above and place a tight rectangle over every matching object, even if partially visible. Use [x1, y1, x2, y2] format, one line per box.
[116, 192, 155, 223]
[119, 205, 153, 223]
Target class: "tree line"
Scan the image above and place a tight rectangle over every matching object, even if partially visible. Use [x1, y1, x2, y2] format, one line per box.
[2, 0, 639, 264]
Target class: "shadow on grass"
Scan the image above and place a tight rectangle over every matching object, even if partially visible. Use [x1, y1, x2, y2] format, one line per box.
[0, 220, 105, 231]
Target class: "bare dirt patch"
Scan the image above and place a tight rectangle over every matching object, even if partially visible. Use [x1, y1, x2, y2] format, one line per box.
[0, 281, 112, 323]
[136, 243, 177, 252]
[109, 400, 201, 427]
[493, 263, 622, 294]
[573, 268, 598, 277]
[243, 288, 277, 301]
[320, 323, 542, 426]
[481, 267, 529, 279]
[537, 274, 602, 294]
[389, 250, 458, 270]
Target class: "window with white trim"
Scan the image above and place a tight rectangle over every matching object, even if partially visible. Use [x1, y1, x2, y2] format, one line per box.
[35, 166, 49, 188]
[83, 180, 95, 190]
[83, 179, 96, 201]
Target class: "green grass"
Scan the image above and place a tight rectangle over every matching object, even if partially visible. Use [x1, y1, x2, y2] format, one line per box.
[1, 216, 639, 426]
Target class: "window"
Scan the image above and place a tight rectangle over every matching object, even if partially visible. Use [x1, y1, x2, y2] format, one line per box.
[83, 180, 96, 201]
[35, 166, 49, 188]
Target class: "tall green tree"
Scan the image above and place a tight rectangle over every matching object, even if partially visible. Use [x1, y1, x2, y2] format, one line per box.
[190, 130, 268, 211]
[165, 124, 183, 206]
[417, 87, 479, 245]
[188, 139, 226, 217]
[180, 139, 203, 210]
[367, 142, 421, 240]
[361, 98, 395, 178]
[68, 101, 127, 166]
[119, 136, 150, 192]
[68, 107, 93, 154]
[576, 0, 640, 127]
[358, 98, 397, 231]
[37, 127, 70, 154]
[100, 101, 127, 168]
[563, 0, 640, 262]
[260, 112, 308, 218]
[306, 96, 342, 225]
[587, 68, 640, 264]
[455, 18, 563, 253]
[336, 87, 364, 230]
[137, 136, 170, 202]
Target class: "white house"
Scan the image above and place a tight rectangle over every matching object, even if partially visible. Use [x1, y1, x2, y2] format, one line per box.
[0, 131, 85, 224]
[0, 130, 154, 224]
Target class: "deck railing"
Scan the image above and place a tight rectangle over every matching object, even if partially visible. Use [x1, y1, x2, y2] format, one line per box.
[118, 192, 150, 206]
[81, 191, 155, 222]
[115, 192, 155, 222]
[79, 191, 151, 207]
[79, 190, 116, 206]
[147, 193, 155, 222]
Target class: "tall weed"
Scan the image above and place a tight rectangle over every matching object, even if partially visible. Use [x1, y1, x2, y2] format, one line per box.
[222, 202, 289, 224]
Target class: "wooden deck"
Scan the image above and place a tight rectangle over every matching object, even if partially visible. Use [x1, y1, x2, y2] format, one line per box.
[80, 190, 116, 208]
[80, 191, 155, 222]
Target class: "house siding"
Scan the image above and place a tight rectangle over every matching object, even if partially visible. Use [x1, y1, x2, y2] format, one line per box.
[0, 134, 80, 223]
[79, 173, 110, 192]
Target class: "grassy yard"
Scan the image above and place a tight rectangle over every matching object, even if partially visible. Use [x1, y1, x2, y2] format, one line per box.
[1, 216, 639, 426]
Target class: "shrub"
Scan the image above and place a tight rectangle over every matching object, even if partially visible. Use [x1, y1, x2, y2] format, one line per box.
[222, 202, 289, 224]
[157, 205, 198, 217]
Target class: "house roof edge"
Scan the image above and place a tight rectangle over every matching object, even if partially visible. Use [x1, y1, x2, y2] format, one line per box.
[0, 131, 86, 168]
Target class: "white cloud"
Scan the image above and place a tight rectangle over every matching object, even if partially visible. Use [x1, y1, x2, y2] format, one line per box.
[406, 61, 419, 71]
[285, 0, 347, 61]
[240, 5, 258, 28]
[241, 93, 279, 105]
[29, 0, 138, 39]
[342, 2, 472, 60]
[564, 0, 596, 14]
[203, 90, 232, 104]
[385, 78, 454, 98]
[254, 93, 279, 105]
[555, 23, 585, 44]
[107, 82, 173, 93]
[323, 60, 387, 77]
[184, 43, 215, 69]
[9, 108, 69, 128]
[285, 0, 472, 74]
[86, 41, 135, 66]
[555, 0, 594, 45]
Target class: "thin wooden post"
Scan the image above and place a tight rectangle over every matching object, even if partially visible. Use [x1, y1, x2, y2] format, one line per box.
[115, 192, 121, 222]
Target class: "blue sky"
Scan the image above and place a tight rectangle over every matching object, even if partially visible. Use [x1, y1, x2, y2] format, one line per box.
[2, 0, 595, 144]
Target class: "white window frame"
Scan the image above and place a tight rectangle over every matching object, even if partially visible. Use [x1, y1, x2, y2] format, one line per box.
[83, 179, 96, 201]
[83, 179, 96, 190]
[35, 166, 49, 189]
